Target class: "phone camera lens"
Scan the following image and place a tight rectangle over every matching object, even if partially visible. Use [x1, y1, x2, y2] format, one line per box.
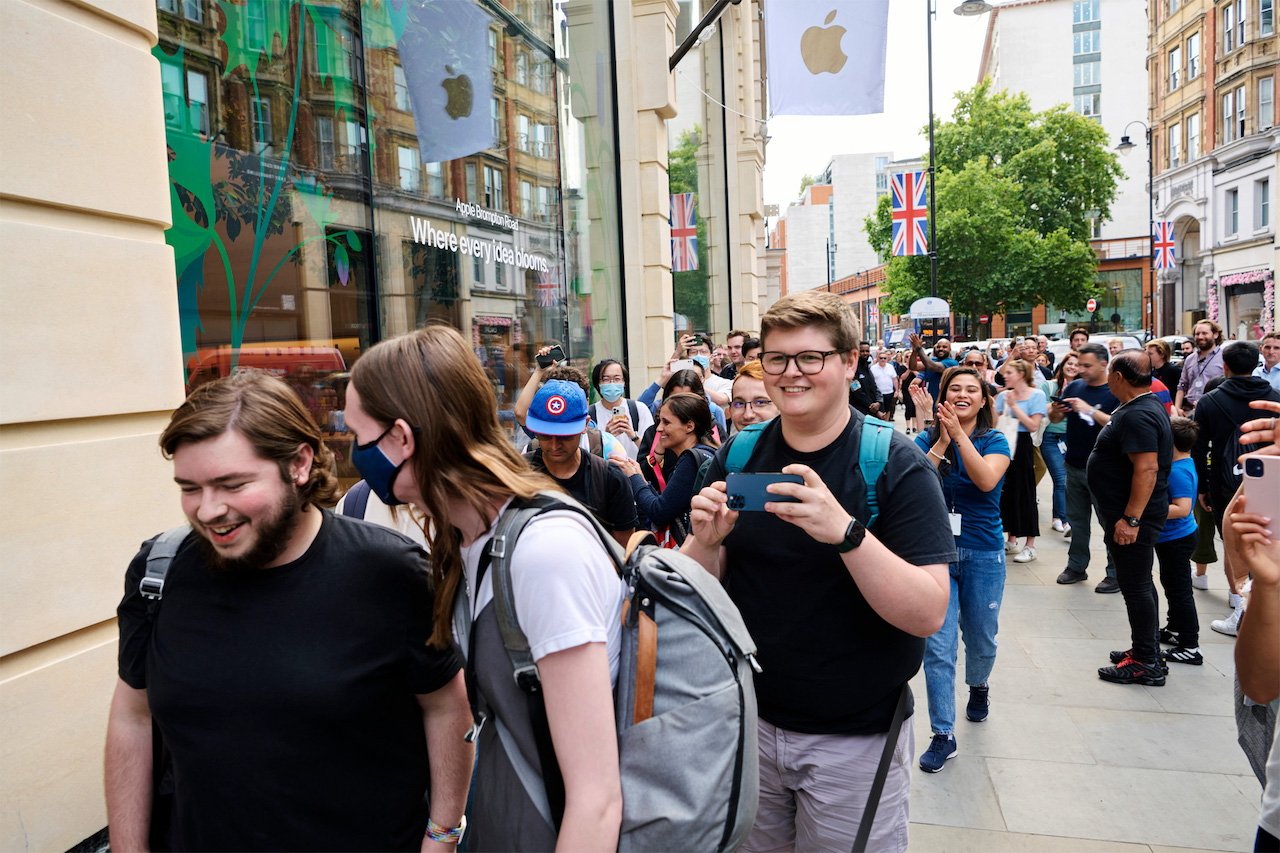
[728, 495, 744, 511]
[1245, 457, 1263, 478]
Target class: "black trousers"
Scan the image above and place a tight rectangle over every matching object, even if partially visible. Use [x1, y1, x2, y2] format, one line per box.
[1106, 530, 1159, 664]
[879, 392, 897, 421]
[1154, 532, 1200, 647]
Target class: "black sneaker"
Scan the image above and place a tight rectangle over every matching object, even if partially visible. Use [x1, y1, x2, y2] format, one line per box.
[1109, 649, 1169, 674]
[1056, 568, 1088, 585]
[1162, 646, 1204, 666]
[919, 733, 957, 772]
[1095, 577, 1120, 594]
[1099, 654, 1166, 686]
[966, 684, 990, 722]
[1158, 626, 1180, 645]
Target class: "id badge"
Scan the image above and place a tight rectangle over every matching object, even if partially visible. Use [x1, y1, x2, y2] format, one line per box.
[949, 512, 963, 537]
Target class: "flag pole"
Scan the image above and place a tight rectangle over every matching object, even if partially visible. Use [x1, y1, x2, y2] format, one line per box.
[926, 0, 938, 299]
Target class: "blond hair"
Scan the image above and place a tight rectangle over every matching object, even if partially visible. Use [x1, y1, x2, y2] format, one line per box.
[760, 291, 860, 354]
[1000, 357, 1037, 385]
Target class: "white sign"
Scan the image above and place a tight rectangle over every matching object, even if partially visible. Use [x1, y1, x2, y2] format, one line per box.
[908, 296, 951, 319]
[1086, 298, 1098, 312]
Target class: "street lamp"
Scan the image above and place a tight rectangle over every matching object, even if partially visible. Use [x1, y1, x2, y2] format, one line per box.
[1116, 121, 1155, 336]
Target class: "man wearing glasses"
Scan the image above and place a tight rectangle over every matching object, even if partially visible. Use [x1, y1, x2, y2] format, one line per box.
[727, 359, 778, 433]
[685, 291, 954, 852]
[869, 347, 902, 421]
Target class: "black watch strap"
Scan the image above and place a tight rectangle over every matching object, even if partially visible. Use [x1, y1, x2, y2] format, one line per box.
[1123, 515, 1141, 528]
[837, 517, 866, 553]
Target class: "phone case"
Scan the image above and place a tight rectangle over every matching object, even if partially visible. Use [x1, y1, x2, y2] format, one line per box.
[725, 473, 803, 512]
[1242, 454, 1280, 519]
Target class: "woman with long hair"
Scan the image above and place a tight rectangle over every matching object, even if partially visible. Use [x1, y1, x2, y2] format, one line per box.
[612, 392, 716, 548]
[996, 358, 1047, 563]
[590, 358, 654, 460]
[909, 365, 1012, 773]
[344, 326, 624, 850]
[1041, 352, 1081, 537]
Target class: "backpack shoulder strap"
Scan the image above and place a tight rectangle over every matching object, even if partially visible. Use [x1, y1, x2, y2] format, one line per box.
[859, 415, 894, 528]
[340, 480, 371, 519]
[725, 421, 769, 473]
[583, 451, 609, 514]
[140, 524, 194, 608]
[587, 427, 604, 458]
[627, 398, 639, 428]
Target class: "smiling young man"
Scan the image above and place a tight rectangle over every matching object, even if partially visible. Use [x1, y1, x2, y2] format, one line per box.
[1175, 320, 1226, 415]
[684, 290, 954, 852]
[105, 371, 474, 852]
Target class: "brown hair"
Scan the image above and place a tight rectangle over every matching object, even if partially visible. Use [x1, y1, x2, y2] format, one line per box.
[350, 325, 558, 648]
[544, 364, 589, 394]
[1169, 416, 1199, 453]
[160, 370, 339, 506]
[927, 366, 996, 448]
[760, 290, 860, 355]
[1000, 358, 1036, 385]
[1145, 339, 1172, 362]
[660, 392, 714, 446]
[1194, 319, 1224, 344]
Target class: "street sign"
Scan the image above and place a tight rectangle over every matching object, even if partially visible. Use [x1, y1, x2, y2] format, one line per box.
[979, 314, 990, 323]
[908, 296, 951, 319]
[1086, 298, 1098, 312]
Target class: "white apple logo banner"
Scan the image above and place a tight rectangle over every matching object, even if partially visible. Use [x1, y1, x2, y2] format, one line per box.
[765, 0, 889, 116]
[397, 0, 496, 164]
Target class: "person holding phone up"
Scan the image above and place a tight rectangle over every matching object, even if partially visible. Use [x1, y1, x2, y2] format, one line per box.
[590, 358, 654, 460]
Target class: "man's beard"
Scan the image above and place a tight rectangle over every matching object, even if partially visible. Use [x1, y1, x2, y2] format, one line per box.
[197, 484, 304, 574]
[1198, 338, 1215, 352]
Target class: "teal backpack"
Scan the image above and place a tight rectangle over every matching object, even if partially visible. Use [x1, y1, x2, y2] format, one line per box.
[694, 415, 895, 527]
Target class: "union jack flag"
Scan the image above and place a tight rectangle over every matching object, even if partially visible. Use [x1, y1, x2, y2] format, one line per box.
[534, 264, 559, 308]
[890, 171, 929, 257]
[670, 192, 699, 272]
[1153, 220, 1176, 270]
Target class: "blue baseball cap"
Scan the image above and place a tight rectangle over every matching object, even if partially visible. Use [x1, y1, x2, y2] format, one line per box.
[526, 379, 589, 436]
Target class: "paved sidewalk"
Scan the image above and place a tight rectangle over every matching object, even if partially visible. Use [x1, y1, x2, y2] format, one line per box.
[904, 466, 1264, 852]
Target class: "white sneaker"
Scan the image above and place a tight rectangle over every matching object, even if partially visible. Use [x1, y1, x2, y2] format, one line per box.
[1061, 523, 1071, 537]
[1005, 539, 1020, 553]
[1229, 592, 1243, 609]
[1013, 547, 1037, 563]
[1052, 519, 1065, 532]
[1211, 607, 1243, 637]
[1191, 573, 1209, 591]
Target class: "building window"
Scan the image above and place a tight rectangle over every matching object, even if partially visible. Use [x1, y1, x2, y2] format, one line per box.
[1073, 92, 1101, 119]
[515, 51, 528, 86]
[1073, 0, 1100, 23]
[1263, 0, 1275, 35]
[484, 165, 504, 209]
[425, 161, 444, 197]
[1167, 46, 1181, 90]
[1223, 90, 1237, 142]
[182, 0, 202, 22]
[1258, 179, 1271, 228]
[489, 28, 501, 69]
[1073, 30, 1101, 54]
[1170, 0, 1181, 12]
[517, 114, 530, 152]
[1074, 60, 1101, 87]
[1169, 122, 1181, 168]
[1224, 2, 1236, 51]
[160, 60, 183, 129]
[246, 0, 267, 51]
[393, 65, 410, 111]
[465, 162, 478, 202]
[1187, 112, 1200, 160]
[251, 95, 272, 152]
[398, 146, 420, 191]
[1187, 32, 1200, 78]
[473, 254, 485, 286]
[186, 70, 209, 135]
[532, 59, 550, 94]
[342, 119, 365, 168]
[1228, 188, 1240, 235]
[490, 97, 502, 141]
[1238, 0, 1247, 44]
[537, 185, 554, 221]
[1236, 84, 1247, 137]
[316, 116, 334, 169]
[157, 0, 178, 13]
[521, 180, 533, 216]
[1261, 77, 1274, 131]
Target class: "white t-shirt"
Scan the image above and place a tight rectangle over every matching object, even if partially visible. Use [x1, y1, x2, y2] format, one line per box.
[591, 399, 655, 460]
[869, 361, 898, 395]
[704, 373, 733, 402]
[461, 503, 626, 678]
[335, 483, 428, 547]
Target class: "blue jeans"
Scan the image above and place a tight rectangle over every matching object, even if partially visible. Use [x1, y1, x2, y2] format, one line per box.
[924, 547, 1006, 735]
[1040, 434, 1067, 521]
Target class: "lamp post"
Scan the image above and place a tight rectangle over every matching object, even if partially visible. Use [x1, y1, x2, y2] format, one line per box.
[1116, 122, 1155, 337]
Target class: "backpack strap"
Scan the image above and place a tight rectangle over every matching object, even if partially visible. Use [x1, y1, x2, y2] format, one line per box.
[852, 684, 910, 853]
[725, 421, 769, 473]
[140, 524, 193, 606]
[582, 451, 610, 519]
[340, 480, 371, 519]
[627, 398, 640, 430]
[858, 415, 894, 529]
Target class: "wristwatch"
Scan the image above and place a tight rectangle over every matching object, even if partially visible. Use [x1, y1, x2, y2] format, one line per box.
[836, 516, 867, 553]
[1123, 515, 1141, 528]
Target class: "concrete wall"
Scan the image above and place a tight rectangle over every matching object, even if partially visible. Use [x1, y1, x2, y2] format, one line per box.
[831, 152, 890, 279]
[782, 201, 834, 293]
[0, 0, 186, 849]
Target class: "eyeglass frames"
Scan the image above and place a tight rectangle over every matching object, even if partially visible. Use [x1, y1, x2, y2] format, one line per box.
[758, 349, 849, 375]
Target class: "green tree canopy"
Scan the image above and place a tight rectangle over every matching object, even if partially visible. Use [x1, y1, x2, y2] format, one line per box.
[865, 81, 1123, 318]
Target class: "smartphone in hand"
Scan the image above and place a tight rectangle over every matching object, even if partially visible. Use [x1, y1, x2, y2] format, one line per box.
[726, 472, 803, 512]
[536, 345, 567, 368]
[1242, 454, 1280, 520]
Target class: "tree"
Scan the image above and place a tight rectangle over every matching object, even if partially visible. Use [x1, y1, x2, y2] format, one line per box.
[798, 173, 817, 195]
[865, 81, 1122, 320]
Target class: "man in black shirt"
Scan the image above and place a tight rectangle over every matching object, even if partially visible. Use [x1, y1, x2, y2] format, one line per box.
[524, 379, 638, 547]
[106, 372, 473, 852]
[1050, 343, 1121, 592]
[1088, 351, 1173, 685]
[684, 291, 954, 852]
[849, 340, 883, 416]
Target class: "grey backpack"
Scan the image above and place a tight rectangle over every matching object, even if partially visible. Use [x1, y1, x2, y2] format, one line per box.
[470, 492, 760, 852]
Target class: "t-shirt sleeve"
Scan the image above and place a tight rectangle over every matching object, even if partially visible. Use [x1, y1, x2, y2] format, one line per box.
[1024, 394, 1048, 418]
[1167, 462, 1196, 502]
[913, 433, 930, 454]
[604, 463, 640, 531]
[397, 542, 463, 694]
[510, 514, 623, 661]
[117, 537, 161, 689]
[979, 429, 1011, 458]
[874, 441, 956, 567]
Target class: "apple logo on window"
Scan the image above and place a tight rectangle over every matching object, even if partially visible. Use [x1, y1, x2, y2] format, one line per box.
[800, 10, 848, 75]
[442, 65, 474, 119]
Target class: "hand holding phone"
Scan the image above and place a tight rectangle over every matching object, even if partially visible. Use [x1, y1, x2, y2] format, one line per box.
[536, 345, 567, 368]
[726, 473, 803, 512]
[1242, 454, 1280, 520]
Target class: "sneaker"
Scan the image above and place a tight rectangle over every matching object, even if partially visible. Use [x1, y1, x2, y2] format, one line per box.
[1095, 576, 1120, 594]
[1099, 654, 1167, 686]
[1109, 649, 1169, 674]
[1158, 626, 1180, 645]
[1212, 608, 1243, 637]
[965, 685, 990, 722]
[1191, 573, 1209, 591]
[1052, 519, 1066, 533]
[919, 733, 958, 773]
[1012, 546, 1037, 563]
[1229, 592, 1244, 609]
[1063, 524, 1072, 538]
[1056, 568, 1088, 584]
[1162, 646, 1204, 666]
[1005, 539, 1020, 553]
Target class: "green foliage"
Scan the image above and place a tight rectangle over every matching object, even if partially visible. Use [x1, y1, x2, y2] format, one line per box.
[798, 174, 817, 195]
[865, 80, 1120, 321]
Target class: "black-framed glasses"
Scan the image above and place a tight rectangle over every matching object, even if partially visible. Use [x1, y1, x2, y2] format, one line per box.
[729, 398, 776, 411]
[759, 349, 848, 375]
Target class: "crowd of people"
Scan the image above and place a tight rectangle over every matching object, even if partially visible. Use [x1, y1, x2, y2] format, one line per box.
[104, 302, 1280, 852]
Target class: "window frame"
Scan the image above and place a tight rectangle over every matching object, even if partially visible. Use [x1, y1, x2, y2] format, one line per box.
[251, 95, 273, 153]
[1228, 188, 1240, 235]
[1260, 77, 1275, 131]
[186, 69, 210, 136]
[393, 65, 410, 112]
[398, 145, 420, 192]
[1263, 0, 1275, 35]
[1168, 46, 1181, 90]
[1258, 178, 1271, 229]
[1187, 112, 1201, 160]
[316, 115, 334, 170]
[1186, 32, 1200, 78]
[1168, 122, 1181, 168]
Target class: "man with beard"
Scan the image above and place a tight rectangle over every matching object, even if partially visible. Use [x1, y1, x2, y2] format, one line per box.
[1175, 320, 1226, 415]
[909, 333, 959, 404]
[849, 340, 884, 417]
[105, 371, 474, 852]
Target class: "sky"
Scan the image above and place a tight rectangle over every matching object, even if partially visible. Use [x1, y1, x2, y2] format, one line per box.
[763, 1, 993, 212]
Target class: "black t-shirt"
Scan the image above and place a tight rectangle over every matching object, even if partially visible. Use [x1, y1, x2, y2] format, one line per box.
[531, 448, 639, 532]
[703, 409, 955, 735]
[1061, 378, 1119, 468]
[1086, 393, 1172, 544]
[1153, 361, 1182, 393]
[849, 359, 880, 414]
[117, 511, 461, 852]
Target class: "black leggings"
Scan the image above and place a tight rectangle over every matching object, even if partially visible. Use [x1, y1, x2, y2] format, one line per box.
[1154, 532, 1199, 648]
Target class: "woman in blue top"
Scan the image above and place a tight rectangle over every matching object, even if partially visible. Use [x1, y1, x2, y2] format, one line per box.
[996, 359, 1048, 563]
[911, 366, 1011, 774]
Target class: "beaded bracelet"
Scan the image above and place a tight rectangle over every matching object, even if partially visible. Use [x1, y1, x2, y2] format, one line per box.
[424, 816, 465, 844]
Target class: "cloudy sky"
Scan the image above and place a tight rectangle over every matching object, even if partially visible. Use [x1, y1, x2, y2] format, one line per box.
[763, 2, 992, 211]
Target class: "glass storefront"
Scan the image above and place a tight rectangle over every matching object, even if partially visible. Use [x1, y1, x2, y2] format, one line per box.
[155, 0, 622, 475]
[1051, 268, 1144, 334]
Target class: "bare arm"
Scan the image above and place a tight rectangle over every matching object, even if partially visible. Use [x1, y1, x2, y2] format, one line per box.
[1124, 452, 1159, 520]
[952, 436, 1011, 492]
[539, 643, 623, 851]
[910, 335, 943, 374]
[105, 680, 153, 853]
[1166, 496, 1192, 521]
[514, 356, 555, 427]
[416, 673, 475, 851]
[610, 528, 635, 550]
[1225, 491, 1280, 704]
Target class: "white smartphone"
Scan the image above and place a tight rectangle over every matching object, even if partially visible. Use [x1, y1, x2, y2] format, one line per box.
[669, 358, 697, 373]
[1241, 453, 1280, 519]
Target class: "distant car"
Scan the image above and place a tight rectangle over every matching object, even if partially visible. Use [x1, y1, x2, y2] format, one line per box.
[1046, 333, 1144, 366]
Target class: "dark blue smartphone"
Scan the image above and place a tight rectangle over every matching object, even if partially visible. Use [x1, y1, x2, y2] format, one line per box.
[725, 472, 803, 512]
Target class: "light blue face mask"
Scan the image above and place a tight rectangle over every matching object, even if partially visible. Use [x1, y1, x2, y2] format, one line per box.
[691, 354, 710, 370]
[599, 382, 626, 402]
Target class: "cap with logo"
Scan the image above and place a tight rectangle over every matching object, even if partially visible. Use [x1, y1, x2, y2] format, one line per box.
[526, 379, 589, 436]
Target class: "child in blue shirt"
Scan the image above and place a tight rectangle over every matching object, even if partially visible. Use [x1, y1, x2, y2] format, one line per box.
[1148, 417, 1202, 665]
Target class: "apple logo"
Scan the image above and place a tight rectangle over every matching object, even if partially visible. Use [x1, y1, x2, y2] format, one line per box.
[800, 10, 848, 75]
[441, 65, 473, 119]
